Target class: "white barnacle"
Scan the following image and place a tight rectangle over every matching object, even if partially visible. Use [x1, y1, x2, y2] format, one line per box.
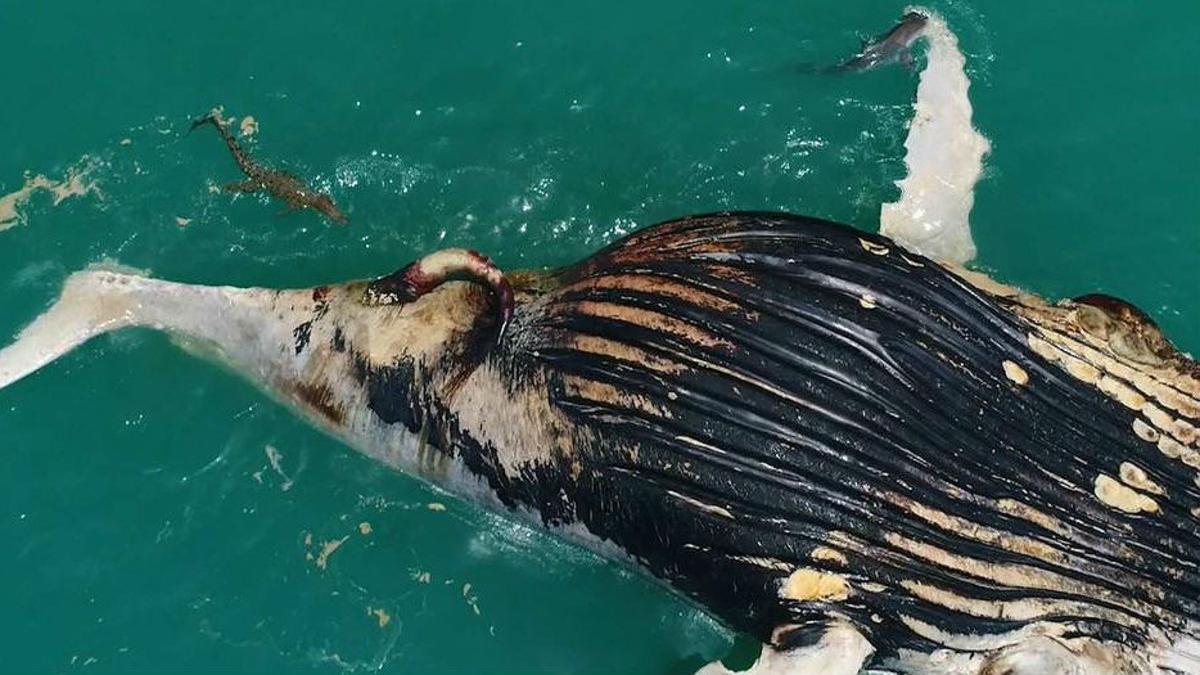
[1118, 462, 1165, 496]
[1094, 474, 1159, 514]
[858, 238, 890, 256]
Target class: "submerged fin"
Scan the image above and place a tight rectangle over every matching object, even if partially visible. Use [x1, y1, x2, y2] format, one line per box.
[0, 267, 143, 389]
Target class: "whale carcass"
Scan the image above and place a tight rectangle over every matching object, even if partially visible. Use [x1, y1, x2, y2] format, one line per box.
[2, 212, 1198, 674]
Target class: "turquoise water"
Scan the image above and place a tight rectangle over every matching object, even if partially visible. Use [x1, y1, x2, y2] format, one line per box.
[2, 2, 1198, 672]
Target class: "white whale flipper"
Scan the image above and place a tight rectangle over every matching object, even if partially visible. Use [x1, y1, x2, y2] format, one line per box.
[880, 8, 991, 265]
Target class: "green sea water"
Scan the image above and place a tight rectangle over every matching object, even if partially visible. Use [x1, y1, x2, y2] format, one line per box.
[2, 1, 1197, 672]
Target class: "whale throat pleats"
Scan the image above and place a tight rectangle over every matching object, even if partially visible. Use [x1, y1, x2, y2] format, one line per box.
[517, 212, 1200, 653]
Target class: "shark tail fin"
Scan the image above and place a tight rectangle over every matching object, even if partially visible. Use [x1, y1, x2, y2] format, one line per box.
[188, 109, 222, 133]
[0, 267, 145, 390]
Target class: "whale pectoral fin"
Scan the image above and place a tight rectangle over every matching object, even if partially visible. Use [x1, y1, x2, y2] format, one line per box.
[696, 621, 873, 675]
[879, 12, 991, 265]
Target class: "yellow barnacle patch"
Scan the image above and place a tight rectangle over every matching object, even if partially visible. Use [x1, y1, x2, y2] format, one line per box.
[778, 568, 850, 602]
[1097, 375, 1147, 410]
[811, 546, 849, 566]
[1118, 462, 1165, 496]
[1132, 419, 1161, 443]
[1002, 360, 1029, 386]
[1094, 474, 1159, 514]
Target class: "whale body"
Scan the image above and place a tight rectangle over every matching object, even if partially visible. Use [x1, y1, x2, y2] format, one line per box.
[2, 212, 1199, 674]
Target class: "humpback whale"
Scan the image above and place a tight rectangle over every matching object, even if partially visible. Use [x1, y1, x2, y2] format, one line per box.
[3, 9, 1198, 675]
[1, 213, 1199, 674]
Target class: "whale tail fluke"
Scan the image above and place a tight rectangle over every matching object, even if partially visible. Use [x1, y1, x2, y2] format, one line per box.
[0, 267, 144, 390]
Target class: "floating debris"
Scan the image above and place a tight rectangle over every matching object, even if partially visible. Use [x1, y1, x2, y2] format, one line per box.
[264, 444, 293, 491]
[427, 502, 447, 512]
[314, 536, 349, 570]
[175, 216, 191, 227]
[462, 582, 482, 615]
[239, 116, 259, 139]
[0, 156, 103, 231]
[358, 521, 372, 535]
[367, 606, 391, 628]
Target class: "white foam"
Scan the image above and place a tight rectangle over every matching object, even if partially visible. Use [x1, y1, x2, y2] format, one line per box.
[879, 8, 991, 265]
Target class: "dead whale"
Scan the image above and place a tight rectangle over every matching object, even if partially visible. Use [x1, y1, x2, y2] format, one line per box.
[1, 212, 1198, 674]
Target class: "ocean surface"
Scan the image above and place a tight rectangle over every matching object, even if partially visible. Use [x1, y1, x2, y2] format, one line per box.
[2, 1, 1197, 672]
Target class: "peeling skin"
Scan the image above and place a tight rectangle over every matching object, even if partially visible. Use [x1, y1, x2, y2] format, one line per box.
[858, 238, 890, 256]
[779, 568, 850, 602]
[667, 489, 734, 520]
[451, 361, 587, 481]
[564, 333, 688, 375]
[730, 555, 794, 571]
[1094, 474, 1159, 514]
[566, 272, 745, 315]
[900, 579, 1142, 628]
[880, 490, 1069, 565]
[569, 300, 732, 350]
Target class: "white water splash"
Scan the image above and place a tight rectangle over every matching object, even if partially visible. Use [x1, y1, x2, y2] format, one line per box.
[880, 8, 991, 264]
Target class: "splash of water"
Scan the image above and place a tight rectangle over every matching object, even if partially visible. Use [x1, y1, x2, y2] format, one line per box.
[879, 8, 991, 264]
